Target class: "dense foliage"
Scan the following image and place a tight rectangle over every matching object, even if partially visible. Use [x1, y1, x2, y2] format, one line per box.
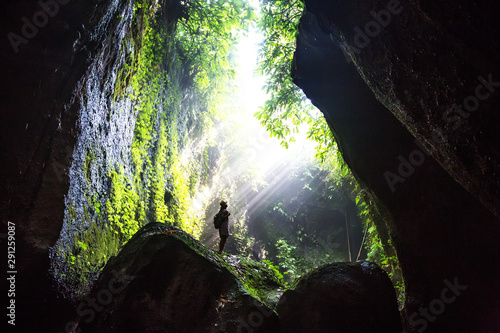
[177, 0, 256, 113]
[256, 0, 334, 160]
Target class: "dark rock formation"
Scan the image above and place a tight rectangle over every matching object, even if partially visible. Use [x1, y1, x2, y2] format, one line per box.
[303, 0, 500, 219]
[0, 0, 110, 330]
[294, 1, 500, 331]
[71, 223, 280, 333]
[278, 262, 402, 333]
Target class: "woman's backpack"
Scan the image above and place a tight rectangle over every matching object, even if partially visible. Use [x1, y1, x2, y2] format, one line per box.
[213, 213, 223, 229]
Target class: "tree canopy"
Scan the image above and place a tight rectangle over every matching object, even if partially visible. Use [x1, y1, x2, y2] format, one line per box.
[256, 0, 335, 162]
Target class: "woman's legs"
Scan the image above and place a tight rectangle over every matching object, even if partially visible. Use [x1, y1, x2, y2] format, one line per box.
[219, 235, 228, 253]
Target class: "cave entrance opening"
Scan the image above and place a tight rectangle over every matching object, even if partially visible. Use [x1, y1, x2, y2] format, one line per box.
[193, 25, 368, 285]
[50, 0, 402, 302]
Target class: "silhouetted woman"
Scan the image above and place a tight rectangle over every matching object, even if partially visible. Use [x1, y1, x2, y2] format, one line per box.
[218, 201, 230, 253]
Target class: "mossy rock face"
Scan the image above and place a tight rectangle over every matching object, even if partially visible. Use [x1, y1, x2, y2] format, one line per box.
[278, 262, 402, 333]
[76, 223, 280, 333]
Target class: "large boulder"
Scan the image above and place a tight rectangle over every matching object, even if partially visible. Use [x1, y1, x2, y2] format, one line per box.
[278, 262, 402, 333]
[69, 223, 280, 333]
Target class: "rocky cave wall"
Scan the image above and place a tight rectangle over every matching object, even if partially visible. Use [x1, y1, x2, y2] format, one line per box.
[293, 0, 500, 331]
[0, 0, 114, 330]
